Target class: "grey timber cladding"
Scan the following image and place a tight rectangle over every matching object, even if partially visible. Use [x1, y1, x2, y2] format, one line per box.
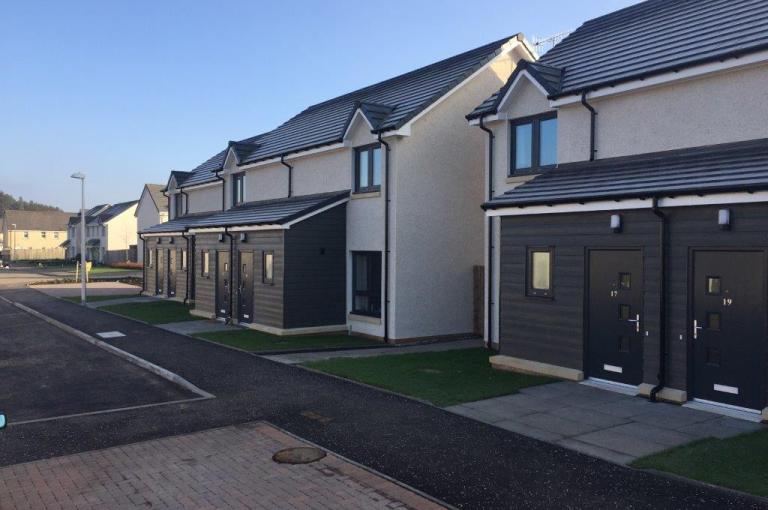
[193, 233, 223, 317]
[283, 203, 346, 329]
[486, 139, 768, 207]
[470, 0, 768, 115]
[498, 203, 768, 397]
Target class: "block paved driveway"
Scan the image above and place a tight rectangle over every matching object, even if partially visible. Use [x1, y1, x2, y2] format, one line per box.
[447, 381, 762, 464]
[0, 422, 443, 510]
[0, 298, 195, 422]
[1, 287, 766, 509]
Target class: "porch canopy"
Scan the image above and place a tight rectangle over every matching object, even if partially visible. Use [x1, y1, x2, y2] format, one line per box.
[484, 139, 768, 209]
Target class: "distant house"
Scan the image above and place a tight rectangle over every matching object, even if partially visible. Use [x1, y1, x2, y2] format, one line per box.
[135, 184, 168, 263]
[67, 201, 138, 264]
[1, 210, 73, 261]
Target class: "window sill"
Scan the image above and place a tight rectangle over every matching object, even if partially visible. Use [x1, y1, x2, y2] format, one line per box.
[348, 313, 381, 325]
[351, 191, 381, 200]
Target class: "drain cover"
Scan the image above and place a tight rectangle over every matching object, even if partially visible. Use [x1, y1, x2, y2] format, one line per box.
[272, 447, 326, 465]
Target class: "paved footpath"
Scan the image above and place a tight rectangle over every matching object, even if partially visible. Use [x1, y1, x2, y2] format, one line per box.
[1, 287, 766, 509]
[0, 422, 443, 510]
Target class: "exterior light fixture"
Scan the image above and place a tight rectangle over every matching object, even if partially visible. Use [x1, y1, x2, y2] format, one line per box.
[610, 214, 622, 233]
[718, 208, 731, 230]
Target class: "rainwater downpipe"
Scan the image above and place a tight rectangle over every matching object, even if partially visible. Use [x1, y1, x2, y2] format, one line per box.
[223, 227, 235, 323]
[650, 197, 668, 402]
[377, 131, 391, 343]
[181, 231, 190, 305]
[180, 189, 189, 215]
[479, 116, 496, 352]
[215, 171, 226, 211]
[581, 91, 598, 161]
[281, 155, 293, 198]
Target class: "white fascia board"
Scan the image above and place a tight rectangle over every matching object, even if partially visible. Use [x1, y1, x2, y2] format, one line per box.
[487, 191, 768, 217]
[468, 114, 501, 126]
[497, 70, 551, 112]
[342, 109, 375, 141]
[282, 198, 350, 228]
[487, 198, 652, 216]
[182, 180, 222, 191]
[390, 39, 525, 137]
[228, 224, 284, 232]
[143, 232, 182, 237]
[237, 142, 346, 170]
[550, 49, 768, 107]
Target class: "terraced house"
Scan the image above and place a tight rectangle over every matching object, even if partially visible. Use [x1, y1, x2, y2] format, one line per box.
[141, 35, 535, 340]
[67, 201, 138, 263]
[469, 0, 768, 417]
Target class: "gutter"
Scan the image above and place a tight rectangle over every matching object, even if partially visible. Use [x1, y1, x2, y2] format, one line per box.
[280, 155, 293, 198]
[223, 227, 235, 323]
[580, 91, 597, 161]
[377, 131, 391, 343]
[215, 171, 226, 211]
[479, 116, 496, 352]
[650, 197, 668, 402]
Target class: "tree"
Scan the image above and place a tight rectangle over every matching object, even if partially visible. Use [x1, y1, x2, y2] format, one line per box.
[0, 191, 61, 216]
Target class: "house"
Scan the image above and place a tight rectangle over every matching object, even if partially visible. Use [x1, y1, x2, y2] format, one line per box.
[1, 210, 73, 261]
[141, 35, 535, 340]
[468, 0, 768, 418]
[135, 184, 169, 263]
[68, 201, 138, 263]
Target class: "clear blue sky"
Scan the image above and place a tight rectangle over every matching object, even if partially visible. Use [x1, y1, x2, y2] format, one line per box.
[0, 0, 639, 212]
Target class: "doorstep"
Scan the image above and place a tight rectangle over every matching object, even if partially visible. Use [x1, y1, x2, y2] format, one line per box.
[445, 381, 763, 464]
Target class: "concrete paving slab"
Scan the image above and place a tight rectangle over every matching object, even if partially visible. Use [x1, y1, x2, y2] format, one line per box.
[488, 393, 567, 413]
[631, 405, 720, 429]
[679, 416, 762, 439]
[495, 419, 565, 443]
[34, 281, 142, 298]
[461, 399, 537, 420]
[606, 422, 696, 447]
[575, 427, 670, 458]
[547, 405, 631, 429]
[515, 412, 603, 437]
[556, 438, 635, 465]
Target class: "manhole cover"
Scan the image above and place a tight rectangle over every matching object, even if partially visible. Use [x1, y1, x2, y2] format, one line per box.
[272, 447, 326, 465]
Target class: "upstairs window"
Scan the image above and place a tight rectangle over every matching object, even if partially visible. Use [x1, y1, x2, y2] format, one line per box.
[511, 113, 557, 173]
[355, 145, 382, 193]
[174, 194, 184, 218]
[23, 231, 29, 238]
[232, 173, 245, 206]
[41, 231, 47, 238]
[54, 232, 59, 239]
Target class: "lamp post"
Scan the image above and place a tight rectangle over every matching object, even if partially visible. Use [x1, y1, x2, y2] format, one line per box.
[70, 172, 86, 304]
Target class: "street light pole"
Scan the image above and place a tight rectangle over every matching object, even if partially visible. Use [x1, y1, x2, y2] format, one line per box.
[71, 172, 86, 304]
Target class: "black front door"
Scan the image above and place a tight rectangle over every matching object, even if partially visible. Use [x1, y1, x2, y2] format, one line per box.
[238, 251, 254, 323]
[587, 250, 644, 384]
[216, 251, 230, 319]
[692, 251, 766, 410]
[167, 249, 176, 298]
[155, 248, 164, 295]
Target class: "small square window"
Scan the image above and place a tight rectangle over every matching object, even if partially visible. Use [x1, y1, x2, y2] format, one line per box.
[706, 276, 721, 295]
[618, 336, 631, 353]
[262, 251, 274, 284]
[619, 304, 631, 321]
[619, 273, 631, 289]
[707, 312, 721, 331]
[527, 248, 553, 297]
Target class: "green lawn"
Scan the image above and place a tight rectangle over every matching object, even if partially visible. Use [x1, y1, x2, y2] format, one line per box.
[195, 329, 380, 352]
[304, 348, 555, 407]
[100, 301, 199, 324]
[632, 429, 768, 497]
[67, 266, 137, 275]
[62, 294, 137, 303]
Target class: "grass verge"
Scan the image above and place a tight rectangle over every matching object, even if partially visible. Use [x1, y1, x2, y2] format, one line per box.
[304, 348, 555, 407]
[100, 300, 198, 324]
[62, 294, 138, 303]
[632, 429, 768, 497]
[195, 329, 380, 352]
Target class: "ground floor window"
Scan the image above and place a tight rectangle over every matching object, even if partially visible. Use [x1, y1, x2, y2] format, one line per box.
[202, 250, 210, 277]
[262, 251, 274, 284]
[527, 247, 553, 297]
[148, 249, 154, 267]
[181, 249, 188, 271]
[352, 251, 381, 317]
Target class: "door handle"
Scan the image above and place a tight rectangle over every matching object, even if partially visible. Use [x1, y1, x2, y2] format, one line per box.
[627, 314, 640, 333]
[693, 319, 703, 340]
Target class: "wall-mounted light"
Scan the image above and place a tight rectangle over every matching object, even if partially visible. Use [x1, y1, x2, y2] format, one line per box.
[610, 214, 622, 233]
[239, 232, 247, 243]
[718, 208, 731, 230]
